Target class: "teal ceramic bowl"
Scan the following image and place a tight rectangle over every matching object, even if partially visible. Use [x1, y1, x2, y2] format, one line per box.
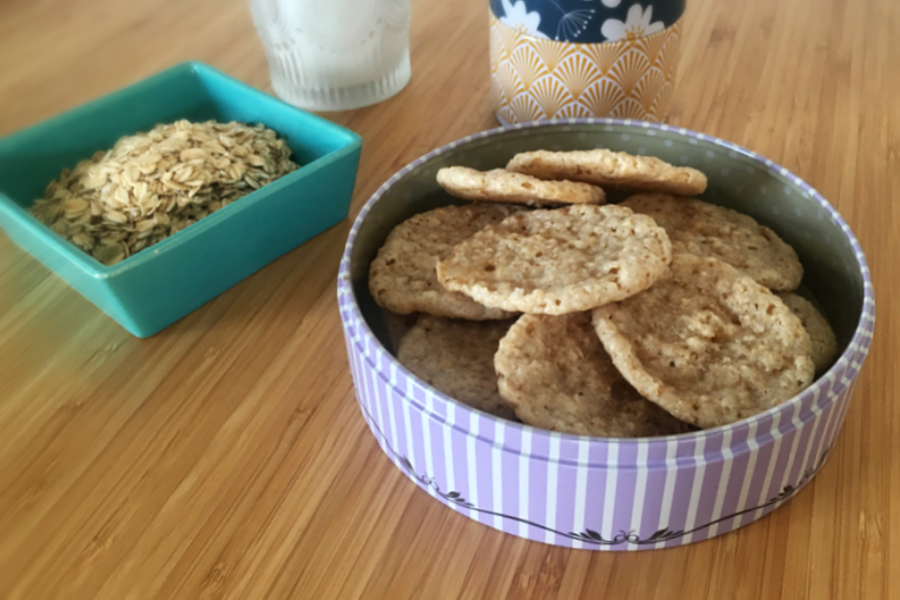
[0, 62, 362, 337]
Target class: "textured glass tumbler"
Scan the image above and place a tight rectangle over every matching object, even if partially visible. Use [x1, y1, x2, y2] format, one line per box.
[250, 0, 412, 111]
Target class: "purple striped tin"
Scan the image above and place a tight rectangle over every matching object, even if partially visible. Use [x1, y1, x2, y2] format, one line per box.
[337, 119, 876, 550]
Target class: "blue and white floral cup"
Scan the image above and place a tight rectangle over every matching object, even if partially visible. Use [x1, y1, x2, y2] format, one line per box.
[489, 0, 686, 124]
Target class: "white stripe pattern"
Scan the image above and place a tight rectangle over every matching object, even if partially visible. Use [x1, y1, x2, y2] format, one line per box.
[628, 441, 650, 550]
[600, 442, 619, 546]
[442, 399, 459, 512]
[400, 375, 428, 497]
[466, 411, 481, 521]
[705, 429, 735, 540]
[418, 384, 437, 499]
[653, 439, 681, 549]
[680, 435, 707, 545]
[518, 428, 532, 538]
[492, 422, 505, 530]
[789, 384, 826, 492]
[544, 434, 561, 544]
[385, 361, 402, 474]
[571, 440, 589, 549]
[755, 399, 801, 521]
[733, 421, 761, 528]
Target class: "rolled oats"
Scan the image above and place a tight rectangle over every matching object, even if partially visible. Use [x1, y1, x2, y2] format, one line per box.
[29, 119, 300, 265]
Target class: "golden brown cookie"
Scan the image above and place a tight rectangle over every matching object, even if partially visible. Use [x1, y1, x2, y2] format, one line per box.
[494, 313, 693, 437]
[507, 149, 707, 196]
[592, 254, 815, 429]
[368, 204, 521, 320]
[396, 315, 518, 420]
[777, 292, 838, 373]
[436, 166, 605, 207]
[621, 193, 803, 291]
[436, 204, 672, 315]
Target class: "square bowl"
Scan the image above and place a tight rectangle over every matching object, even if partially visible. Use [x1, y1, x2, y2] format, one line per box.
[338, 119, 875, 551]
[0, 61, 362, 337]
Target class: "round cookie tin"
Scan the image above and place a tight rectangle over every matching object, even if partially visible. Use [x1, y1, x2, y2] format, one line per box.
[337, 119, 875, 550]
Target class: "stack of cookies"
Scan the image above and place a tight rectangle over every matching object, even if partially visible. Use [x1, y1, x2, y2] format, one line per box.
[368, 149, 838, 437]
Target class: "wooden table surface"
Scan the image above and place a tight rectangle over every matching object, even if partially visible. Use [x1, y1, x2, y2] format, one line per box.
[0, 0, 896, 598]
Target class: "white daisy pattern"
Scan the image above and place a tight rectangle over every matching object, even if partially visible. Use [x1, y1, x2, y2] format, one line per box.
[499, 0, 550, 39]
[601, 4, 664, 42]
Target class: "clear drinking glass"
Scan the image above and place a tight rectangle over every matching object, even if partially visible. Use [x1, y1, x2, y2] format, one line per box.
[250, 0, 412, 111]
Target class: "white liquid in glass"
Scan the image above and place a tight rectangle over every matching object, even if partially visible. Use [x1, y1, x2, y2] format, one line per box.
[250, 0, 412, 111]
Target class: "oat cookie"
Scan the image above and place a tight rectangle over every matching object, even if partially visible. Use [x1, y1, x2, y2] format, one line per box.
[777, 292, 838, 373]
[507, 149, 707, 196]
[494, 313, 692, 437]
[621, 193, 803, 291]
[436, 166, 605, 207]
[368, 204, 520, 320]
[592, 254, 815, 429]
[436, 204, 672, 315]
[396, 315, 517, 420]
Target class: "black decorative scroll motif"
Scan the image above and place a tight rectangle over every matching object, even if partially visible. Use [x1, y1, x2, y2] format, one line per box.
[566, 455, 829, 546]
[360, 402, 832, 547]
[397, 455, 475, 509]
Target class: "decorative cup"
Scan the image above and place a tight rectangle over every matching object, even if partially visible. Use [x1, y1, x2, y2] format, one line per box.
[250, 0, 412, 111]
[489, 0, 686, 124]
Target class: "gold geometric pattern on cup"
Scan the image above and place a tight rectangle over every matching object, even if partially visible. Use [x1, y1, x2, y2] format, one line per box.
[529, 76, 576, 118]
[637, 27, 670, 67]
[608, 49, 652, 96]
[554, 101, 593, 120]
[580, 79, 626, 119]
[582, 42, 630, 77]
[510, 93, 545, 122]
[496, 60, 524, 101]
[611, 97, 646, 119]
[658, 34, 681, 78]
[635, 67, 667, 113]
[496, 18, 523, 64]
[555, 54, 602, 100]
[498, 104, 517, 126]
[525, 37, 578, 72]
[490, 73, 507, 113]
[490, 16, 682, 123]
[509, 45, 550, 90]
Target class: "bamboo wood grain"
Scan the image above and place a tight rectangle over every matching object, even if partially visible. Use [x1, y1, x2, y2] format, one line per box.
[0, 0, 896, 598]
